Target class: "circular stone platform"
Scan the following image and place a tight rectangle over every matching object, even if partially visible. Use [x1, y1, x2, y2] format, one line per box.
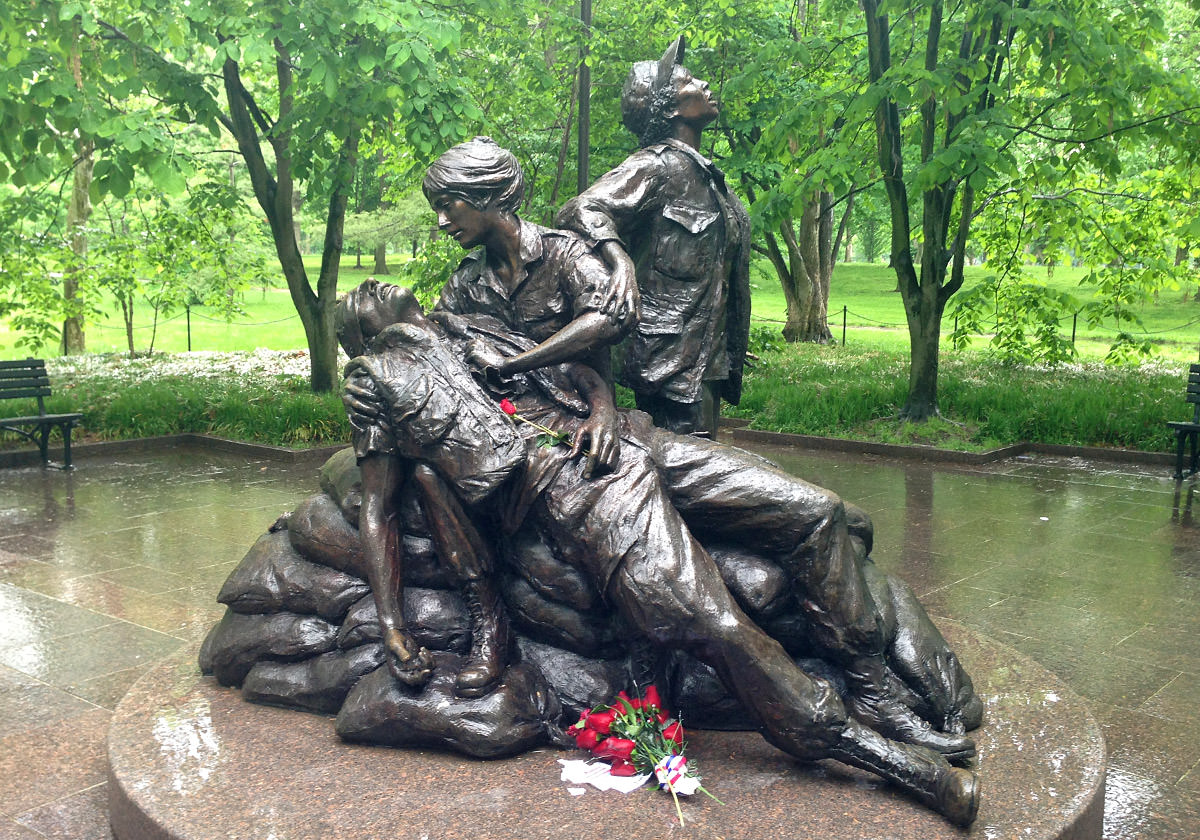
[107, 623, 1105, 840]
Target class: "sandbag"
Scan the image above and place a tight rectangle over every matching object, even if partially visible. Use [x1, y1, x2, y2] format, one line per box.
[242, 643, 386, 714]
[337, 595, 381, 650]
[709, 544, 791, 619]
[504, 520, 601, 612]
[202, 609, 340, 687]
[516, 638, 629, 720]
[335, 653, 567, 758]
[336, 589, 471, 653]
[217, 530, 369, 621]
[501, 574, 619, 658]
[288, 493, 451, 589]
[286, 494, 368, 578]
[318, 448, 363, 527]
[845, 501, 874, 557]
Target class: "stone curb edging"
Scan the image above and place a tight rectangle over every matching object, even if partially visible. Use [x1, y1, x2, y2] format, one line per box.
[0, 427, 1174, 471]
[0, 433, 345, 469]
[727, 425, 1173, 468]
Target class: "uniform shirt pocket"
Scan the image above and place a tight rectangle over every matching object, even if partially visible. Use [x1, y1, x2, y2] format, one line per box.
[652, 202, 720, 280]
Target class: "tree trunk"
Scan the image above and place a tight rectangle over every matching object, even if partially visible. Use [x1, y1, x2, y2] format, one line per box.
[310, 129, 360, 392]
[763, 200, 833, 344]
[547, 64, 579, 219]
[372, 242, 389, 275]
[120, 293, 134, 356]
[221, 49, 343, 392]
[292, 188, 305, 257]
[900, 271, 946, 421]
[763, 223, 809, 343]
[61, 142, 93, 355]
[61, 39, 93, 356]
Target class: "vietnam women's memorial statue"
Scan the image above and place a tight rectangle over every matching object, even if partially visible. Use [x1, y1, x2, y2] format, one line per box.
[195, 132, 983, 828]
[106, 42, 1108, 840]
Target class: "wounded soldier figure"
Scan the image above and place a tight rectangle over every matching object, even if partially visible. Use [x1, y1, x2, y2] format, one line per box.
[334, 279, 983, 827]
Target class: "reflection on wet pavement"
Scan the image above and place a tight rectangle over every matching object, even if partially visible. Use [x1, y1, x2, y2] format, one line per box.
[1, 442, 1197, 838]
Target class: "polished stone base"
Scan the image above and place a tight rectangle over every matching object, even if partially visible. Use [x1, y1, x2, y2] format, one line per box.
[107, 623, 1104, 840]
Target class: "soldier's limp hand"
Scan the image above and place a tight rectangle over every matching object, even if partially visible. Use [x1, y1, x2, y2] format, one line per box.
[383, 627, 435, 688]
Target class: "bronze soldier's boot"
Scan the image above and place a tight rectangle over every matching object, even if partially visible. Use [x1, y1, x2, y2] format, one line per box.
[454, 579, 510, 699]
[845, 656, 976, 765]
[829, 719, 980, 828]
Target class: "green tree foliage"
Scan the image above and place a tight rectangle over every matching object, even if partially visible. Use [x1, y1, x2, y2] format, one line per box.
[712, 0, 870, 343]
[0, 190, 84, 352]
[91, 184, 270, 355]
[7, 0, 1200, 416]
[847, 0, 1200, 419]
[4, 0, 481, 390]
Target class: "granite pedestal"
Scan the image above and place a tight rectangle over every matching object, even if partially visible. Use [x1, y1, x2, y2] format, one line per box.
[107, 623, 1105, 839]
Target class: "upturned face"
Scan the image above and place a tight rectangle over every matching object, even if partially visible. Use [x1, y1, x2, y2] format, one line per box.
[359, 283, 422, 342]
[429, 192, 498, 250]
[669, 67, 718, 125]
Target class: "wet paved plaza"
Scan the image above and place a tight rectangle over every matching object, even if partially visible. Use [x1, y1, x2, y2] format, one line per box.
[1, 441, 1198, 839]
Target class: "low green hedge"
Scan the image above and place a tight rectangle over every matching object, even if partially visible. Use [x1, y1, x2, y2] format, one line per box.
[1, 346, 1184, 453]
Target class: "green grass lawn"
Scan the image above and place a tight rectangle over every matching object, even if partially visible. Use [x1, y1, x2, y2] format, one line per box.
[3, 245, 1193, 453]
[749, 261, 1200, 362]
[0, 257, 388, 356]
[5, 256, 1200, 362]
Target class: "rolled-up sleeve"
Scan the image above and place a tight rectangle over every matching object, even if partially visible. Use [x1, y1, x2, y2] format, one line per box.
[343, 365, 397, 459]
[556, 151, 665, 248]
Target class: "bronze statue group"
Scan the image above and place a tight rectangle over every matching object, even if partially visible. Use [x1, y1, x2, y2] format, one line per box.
[209, 38, 984, 828]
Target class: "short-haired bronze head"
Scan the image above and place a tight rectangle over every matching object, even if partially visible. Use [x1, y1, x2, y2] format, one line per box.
[422, 136, 525, 214]
[335, 279, 379, 358]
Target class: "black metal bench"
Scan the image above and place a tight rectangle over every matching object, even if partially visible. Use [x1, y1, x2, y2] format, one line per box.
[0, 358, 83, 469]
[1168, 363, 1200, 480]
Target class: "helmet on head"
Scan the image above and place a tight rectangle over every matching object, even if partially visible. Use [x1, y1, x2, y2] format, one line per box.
[620, 36, 686, 146]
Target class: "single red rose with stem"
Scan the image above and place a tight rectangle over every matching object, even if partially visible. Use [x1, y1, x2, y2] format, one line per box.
[495, 399, 571, 448]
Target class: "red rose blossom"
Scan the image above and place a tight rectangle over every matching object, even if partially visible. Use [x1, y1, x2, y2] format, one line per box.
[499, 398, 517, 416]
[642, 685, 663, 711]
[575, 729, 603, 751]
[586, 709, 616, 734]
[616, 690, 641, 712]
[655, 709, 670, 725]
[609, 759, 639, 777]
[594, 737, 636, 762]
[663, 722, 684, 744]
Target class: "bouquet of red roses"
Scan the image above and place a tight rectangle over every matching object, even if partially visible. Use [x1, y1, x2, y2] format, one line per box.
[565, 685, 718, 824]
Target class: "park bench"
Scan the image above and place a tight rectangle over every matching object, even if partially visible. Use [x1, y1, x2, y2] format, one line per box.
[0, 358, 83, 469]
[1168, 363, 1200, 480]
